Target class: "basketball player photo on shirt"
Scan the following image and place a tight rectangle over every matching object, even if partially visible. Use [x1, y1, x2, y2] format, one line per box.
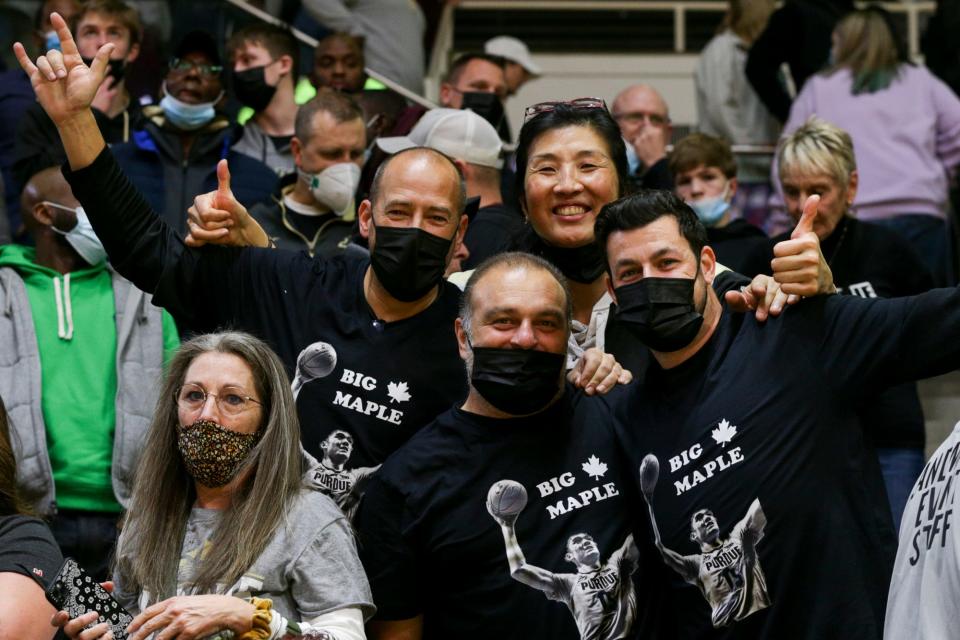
[307, 429, 380, 520]
[639, 454, 770, 627]
[486, 479, 639, 640]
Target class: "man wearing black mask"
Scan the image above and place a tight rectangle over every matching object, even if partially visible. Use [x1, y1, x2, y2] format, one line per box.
[355, 252, 657, 640]
[438, 52, 508, 136]
[13, 0, 142, 189]
[228, 23, 299, 177]
[597, 190, 960, 639]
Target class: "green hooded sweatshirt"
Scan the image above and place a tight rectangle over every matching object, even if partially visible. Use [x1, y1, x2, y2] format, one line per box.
[0, 244, 179, 512]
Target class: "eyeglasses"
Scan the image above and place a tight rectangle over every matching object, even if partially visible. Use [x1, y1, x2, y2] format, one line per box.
[175, 383, 262, 416]
[523, 97, 608, 123]
[168, 58, 223, 77]
[611, 111, 670, 127]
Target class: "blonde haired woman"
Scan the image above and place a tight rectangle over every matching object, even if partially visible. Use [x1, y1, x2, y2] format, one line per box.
[773, 117, 934, 530]
[53, 332, 374, 640]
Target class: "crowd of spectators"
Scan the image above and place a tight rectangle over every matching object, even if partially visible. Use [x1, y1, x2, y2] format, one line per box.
[2, 0, 960, 639]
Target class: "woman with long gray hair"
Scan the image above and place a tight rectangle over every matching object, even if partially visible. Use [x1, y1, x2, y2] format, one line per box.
[52, 331, 374, 640]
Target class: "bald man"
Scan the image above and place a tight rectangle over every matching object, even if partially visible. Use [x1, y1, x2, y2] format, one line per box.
[611, 84, 675, 190]
[0, 167, 179, 580]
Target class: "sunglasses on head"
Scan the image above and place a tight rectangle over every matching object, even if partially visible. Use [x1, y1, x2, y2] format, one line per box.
[523, 97, 608, 123]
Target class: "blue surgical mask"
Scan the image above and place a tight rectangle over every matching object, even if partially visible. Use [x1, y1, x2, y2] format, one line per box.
[44, 30, 61, 52]
[46, 202, 108, 265]
[159, 82, 221, 131]
[687, 184, 732, 227]
[624, 137, 640, 175]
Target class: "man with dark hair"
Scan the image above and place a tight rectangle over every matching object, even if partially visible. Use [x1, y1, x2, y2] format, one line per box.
[242, 90, 365, 256]
[439, 53, 507, 132]
[355, 252, 652, 640]
[312, 32, 367, 94]
[669, 133, 771, 276]
[14, 0, 143, 190]
[597, 189, 960, 638]
[109, 30, 277, 235]
[228, 23, 300, 177]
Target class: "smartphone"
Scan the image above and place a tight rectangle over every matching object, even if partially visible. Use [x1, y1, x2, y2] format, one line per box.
[44, 557, 132, 639]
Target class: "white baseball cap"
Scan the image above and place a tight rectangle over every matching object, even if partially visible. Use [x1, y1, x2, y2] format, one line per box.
[485, 36, 541, 76]
[376, 108, 503, 169]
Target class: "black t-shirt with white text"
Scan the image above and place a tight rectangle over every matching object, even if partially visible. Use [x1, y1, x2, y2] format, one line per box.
[610, 288, 960, 639]
[356, 389, 671, 640]
[62, 149, 469, 514]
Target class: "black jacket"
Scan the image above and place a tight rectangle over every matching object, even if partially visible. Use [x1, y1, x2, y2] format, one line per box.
[248, 181, 357, 259]
[110, 108, 278, 235]
[13, 99, 143, 189]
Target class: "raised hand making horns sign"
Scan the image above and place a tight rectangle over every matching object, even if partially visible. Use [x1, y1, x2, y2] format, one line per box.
[13, 12, 111, 170]
[14, 12, 112, 127]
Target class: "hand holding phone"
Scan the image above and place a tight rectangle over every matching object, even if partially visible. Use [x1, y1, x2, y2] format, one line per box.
[45, 558, 132, 639]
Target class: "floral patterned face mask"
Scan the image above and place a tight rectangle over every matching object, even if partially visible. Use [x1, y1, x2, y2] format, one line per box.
[177, 419, 262, 488]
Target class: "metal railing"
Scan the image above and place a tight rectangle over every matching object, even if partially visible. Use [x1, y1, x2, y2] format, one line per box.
[446, 1, 935, 55]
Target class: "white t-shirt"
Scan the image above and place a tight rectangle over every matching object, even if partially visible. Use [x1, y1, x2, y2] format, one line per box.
[884, 421, 960, 639]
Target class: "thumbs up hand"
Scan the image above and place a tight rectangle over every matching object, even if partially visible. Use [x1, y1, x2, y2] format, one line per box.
[770, 195, 835, 297]
[185, 160, 271, 248]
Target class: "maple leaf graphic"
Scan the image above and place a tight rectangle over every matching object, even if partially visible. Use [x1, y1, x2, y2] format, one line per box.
[386, 381, 411, 403]
[711, 419, 737, 447]
[582, 455, 608, 480]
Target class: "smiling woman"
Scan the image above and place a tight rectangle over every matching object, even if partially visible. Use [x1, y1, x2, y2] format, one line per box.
[509, 99, 630, 359]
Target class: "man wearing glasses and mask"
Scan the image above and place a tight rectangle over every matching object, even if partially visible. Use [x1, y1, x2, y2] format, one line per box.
[110, 30, 277, 236]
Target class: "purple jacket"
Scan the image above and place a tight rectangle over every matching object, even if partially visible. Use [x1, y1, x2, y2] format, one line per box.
[779, 65, 960, 221]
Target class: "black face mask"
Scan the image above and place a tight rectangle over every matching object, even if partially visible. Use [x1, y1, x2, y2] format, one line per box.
[614, 277, 704, 352]
[470, 346, 566, 416]
[461, 92, 505, 132]
[369, 224, 452, 302]
[539, 241, 606, 284]
[82, 57, 126, 84]
[232, 65, 277, 112]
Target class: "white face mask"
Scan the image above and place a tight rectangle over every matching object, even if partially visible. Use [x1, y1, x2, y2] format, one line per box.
[45, 202, 108, 265]
[298, 163, 362, 216]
